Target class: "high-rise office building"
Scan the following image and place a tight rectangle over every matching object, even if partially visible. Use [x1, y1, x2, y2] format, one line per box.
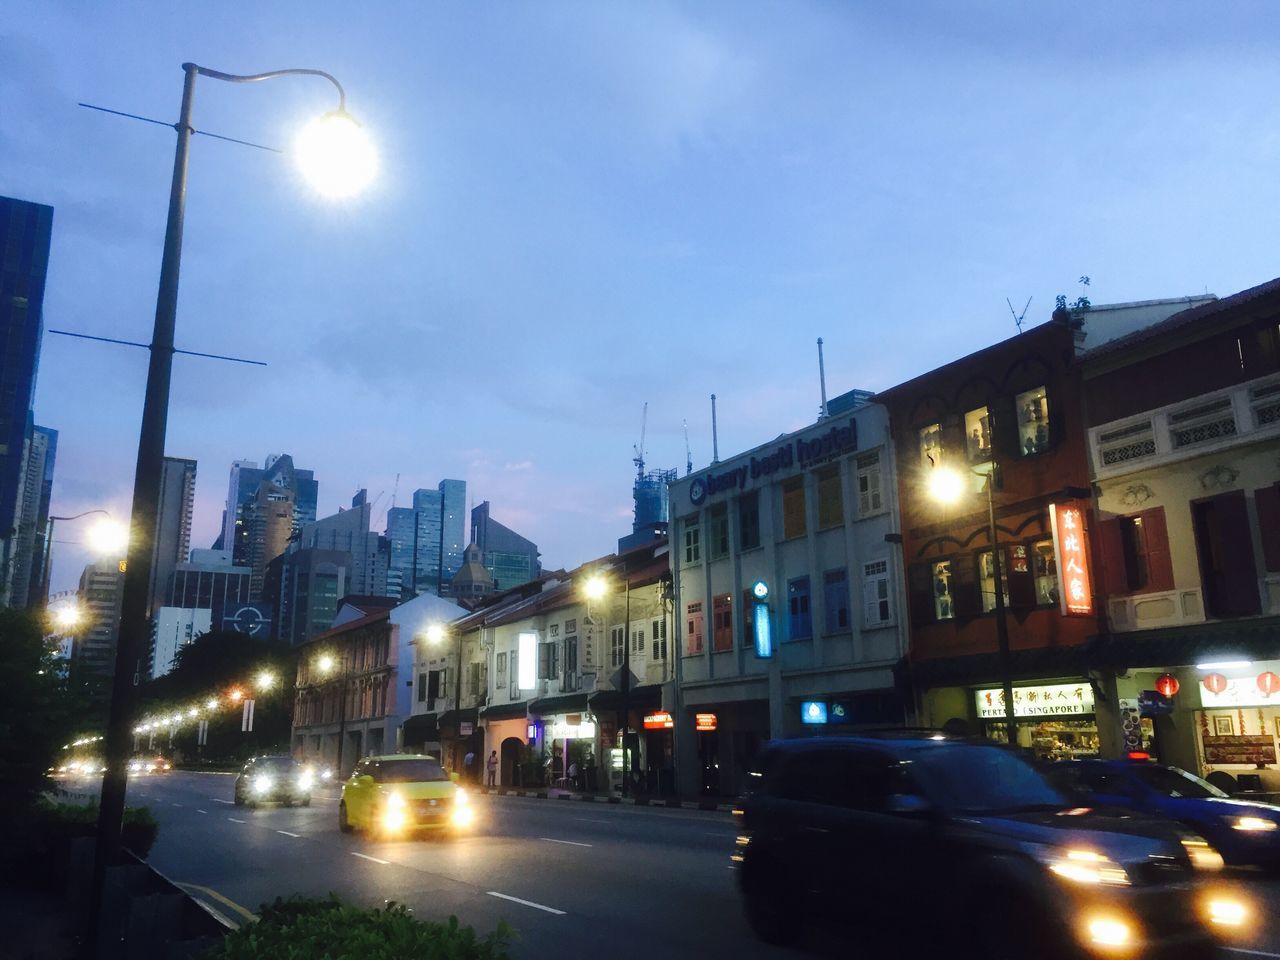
[296, 492, 389, 598]
[273, 547, 351, 645]
[11, 421, 56, 607]
[76, 557, 125, 676]
[0, 196, 53, 607]
[470, 501, 540, 591]
[149, 456, 196, 617]
[439, 478, 466, 582]
[167, 548, 253, 632]
[385, 479, 466, 597]
[221, 455, 317, 567]
[150, 607, 212, 679]
[246, 476, 295, 600]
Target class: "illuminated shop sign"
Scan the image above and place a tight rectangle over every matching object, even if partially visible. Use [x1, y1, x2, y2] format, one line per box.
[751, 580, 773, 659]
[801, 701, 829, 725]
[518, 632, 537, 690]
[689, 419, 858, 505]
[644, 712, 674, 729]
[975, 683, 1094, 718]
[695, 713, 718, 732]
[1049, 503, 1093, 617]
[1199, 663, 1280, 708]
[548, 720, 596, 739]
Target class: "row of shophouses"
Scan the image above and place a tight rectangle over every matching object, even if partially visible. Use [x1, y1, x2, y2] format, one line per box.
[291, 276, 1280, 798]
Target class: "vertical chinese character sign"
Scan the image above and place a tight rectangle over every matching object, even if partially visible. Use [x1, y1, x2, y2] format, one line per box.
[1049, 503, 1094, 617]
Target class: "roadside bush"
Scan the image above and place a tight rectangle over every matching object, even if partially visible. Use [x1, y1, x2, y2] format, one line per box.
[26, 800, 160, 860]
[205, 896, 513, 960]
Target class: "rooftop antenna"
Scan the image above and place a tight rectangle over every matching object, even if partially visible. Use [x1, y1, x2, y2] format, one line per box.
[683, 419, 693, 475]
[632, 401, 648, 481]
[1007, 296, 1032, 333]
[711, 394, 720, 464]
[817, 337, 829, 420]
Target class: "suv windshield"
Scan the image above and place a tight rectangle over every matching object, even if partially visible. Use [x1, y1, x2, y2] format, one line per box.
[1132, 764, 1228, 799]
[912, 745, 1064, 814]
[376, 759, 448, 783]
[254, 757, 298, 771]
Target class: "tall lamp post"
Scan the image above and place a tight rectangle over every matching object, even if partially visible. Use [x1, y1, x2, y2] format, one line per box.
[584, 570, 632, 796]
[316, 654, 351, 776]
[38, 509, 115, 606]
[928, 463, 1017, 745]
[91, 61, 375, 950]
[424, 623, 465, 773]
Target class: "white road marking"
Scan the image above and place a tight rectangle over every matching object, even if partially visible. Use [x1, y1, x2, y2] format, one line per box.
[540, 837, 592, 848]
[197, 809, 208, 814]
[276, 830, 302, 838]
[227, 817, 246, 824]
[487, 891, 566, 915]
[573, 818, 610, 824]
[212, 798, 233, 804]
[1225, 950, 1280, 958]
[351, 852, 390, 865]
[172, 802, 183, 807]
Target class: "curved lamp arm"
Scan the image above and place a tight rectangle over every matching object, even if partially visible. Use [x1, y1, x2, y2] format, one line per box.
[186, 63, 347, 112]
[50, 508, 109, 523]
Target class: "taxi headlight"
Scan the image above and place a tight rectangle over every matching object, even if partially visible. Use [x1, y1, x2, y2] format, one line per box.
[383, 792, 407, 831]
[452, 803, 475, 828]
[1206, 897, 1248, 928]
[455, 787, 469, 806]
[1229, 815, 1277, 832]
[1086, 916, 1132, 949]
[254, 775, 274, 794]
[1046, 848, 1130, 886]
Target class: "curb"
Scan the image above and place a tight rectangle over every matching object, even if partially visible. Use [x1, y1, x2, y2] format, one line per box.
[479, 786, 734, 813]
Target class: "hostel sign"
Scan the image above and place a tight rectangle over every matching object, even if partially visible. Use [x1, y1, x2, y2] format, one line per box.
[1049, 503, 1094, 617]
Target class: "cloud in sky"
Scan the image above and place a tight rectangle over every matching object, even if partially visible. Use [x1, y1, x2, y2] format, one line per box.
[6, 0, 1279, 588]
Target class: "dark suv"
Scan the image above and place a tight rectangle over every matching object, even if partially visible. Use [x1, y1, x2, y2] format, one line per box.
[234, 755, 314, 808]
[734, 736, 1250, 959]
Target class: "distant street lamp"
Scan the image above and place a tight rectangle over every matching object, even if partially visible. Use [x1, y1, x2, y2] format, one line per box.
[91, 61, 375, 944]
[928, 463, 1017, 745]
[38, 509, 112, 607]
[316, 653, 352, 776]
[423, 623, 466, 773]
[584, 571, 633, 796]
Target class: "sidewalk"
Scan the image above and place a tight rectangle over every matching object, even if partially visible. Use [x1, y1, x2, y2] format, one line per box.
[0, 884, 78, 960]
[477, 784, 736, 812]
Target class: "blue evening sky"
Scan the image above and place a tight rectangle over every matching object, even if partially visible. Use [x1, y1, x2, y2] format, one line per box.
[3, 2, 1278, 593]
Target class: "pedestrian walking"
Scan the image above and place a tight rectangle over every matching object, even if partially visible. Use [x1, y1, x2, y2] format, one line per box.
[567, 758, 579, 792]
[464, 749, 476, 783]
[486, 750, 498, 788]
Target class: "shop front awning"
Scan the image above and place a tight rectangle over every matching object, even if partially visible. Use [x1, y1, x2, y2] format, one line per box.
[400, 713, 439, 745]
[437, 707, 479, 733]
[909, 646, 1090, 688]
[1087, 617, 1280, 671]
[480, 701, 529, 721]
[587, 684, 663, 712]
[528, 692, 590, 716]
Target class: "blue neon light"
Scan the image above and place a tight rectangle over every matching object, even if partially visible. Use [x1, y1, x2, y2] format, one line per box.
[801, 701, 828, 725]
[753, 602, 772, 658]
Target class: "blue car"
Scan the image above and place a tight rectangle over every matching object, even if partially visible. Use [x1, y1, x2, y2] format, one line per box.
[1049, 759, 1280, 869]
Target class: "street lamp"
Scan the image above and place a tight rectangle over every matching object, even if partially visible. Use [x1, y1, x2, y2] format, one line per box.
[38, 509, 112, 607]
[316, 652, 351, 776]
[584, 570, 633, 796]
[53, 604, 83, 631]
[423, 623, 466, 774]
[928, 463, 1017, 746]
[256, 670, 276, 691]
[91, 61, 374, 943]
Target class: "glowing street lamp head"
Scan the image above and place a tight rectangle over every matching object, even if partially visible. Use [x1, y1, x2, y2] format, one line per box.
[256, 670, 276, 691]
[425, 623, 446, 645]
[927, 466, 966, 505]
[187, 707, 197, 718]
[86, 518, 129, 557]
[295, 110, 377, 198]
[53, 605, 82, 630]
[205, 698, 219, 711]
[583, 575, 608, 601]
[229, 688, 244, 703]
[317, 654, 336, 674]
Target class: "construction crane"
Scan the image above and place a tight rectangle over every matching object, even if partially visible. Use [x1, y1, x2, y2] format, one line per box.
[633, 402, 648, 481]
[390, 472, 400, 511]
[683, 419, 693, 475]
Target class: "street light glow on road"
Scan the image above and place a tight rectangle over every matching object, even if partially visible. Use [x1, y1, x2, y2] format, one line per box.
[295, 111, 377, 198]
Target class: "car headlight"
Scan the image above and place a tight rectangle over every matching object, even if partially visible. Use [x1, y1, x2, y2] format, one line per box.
[1045, 848, 1130, 886]
[1181, 839, 1225, 871]
[383, 792, 407, 831]
[320, 767, 333, 780]
[128, 762, 141, 772]
[297, 771, 315, 791]
[254, 775, 274, 794]
[455, 787, 469, 806]
[1229, 815, 1278, 832]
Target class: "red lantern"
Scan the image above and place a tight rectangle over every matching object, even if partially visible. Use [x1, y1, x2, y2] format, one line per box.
[1155, 673, 1180, 698]
[1202, 673, 1228, 695]
[1257, 671, 1280, 696]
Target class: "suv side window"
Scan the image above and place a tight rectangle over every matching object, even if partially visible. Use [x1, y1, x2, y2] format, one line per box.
[776, 751, 842, 805]
[835, 752, 921, 813]
[1078, 766, 1137, 798]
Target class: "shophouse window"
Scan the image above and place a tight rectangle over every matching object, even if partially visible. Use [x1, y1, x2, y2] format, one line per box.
[919, 423, 943, 468]
[1257, 484, 1280, 573]
[978, 550, 1010, 613]
[1033, 540, 1059, 606]
[509, 647, 519, 698]
[417, 672, 427, 703]
[965, 406, 993, 462]
[712, 593, 734, 651]
[564, 618, 577, 634]
[816, 465, 844, 529]
[631, 627, 645, 654]
[682, 515, 701, 565]
[856, 451, 882, 516]
[863, 560, 892, 627]
[738, 491, 761, 551]
[788, 576, 813, 640]
[708, 504, 730, 560]
[823, 569, 850, 634]
[610, 626, 625, 667]
[686, 602, 705, 655]
[1191, 491, 1263, 618]
[548, 623, 559, 639]
[1016, 386, 1050, 456]
[933, 561, 954, 620]
[495, 652, 507, 689]
[782, 476, 807, 540]
[1099, 507, 1174, 598]
[565, 637, 578, 680]
[651, 618, 668, 660]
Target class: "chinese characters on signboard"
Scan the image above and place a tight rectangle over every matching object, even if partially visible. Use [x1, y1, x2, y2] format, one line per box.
[974, 683, 1095, 718]
[1049, 503, 1093, 617]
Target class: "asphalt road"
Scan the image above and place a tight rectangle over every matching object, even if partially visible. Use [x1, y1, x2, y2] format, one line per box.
[72, 771, 1280, 960]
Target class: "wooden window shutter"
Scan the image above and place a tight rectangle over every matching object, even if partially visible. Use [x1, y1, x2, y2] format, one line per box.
[1007, 543, 1036, 610]
[908, 563, 934, 627]
[1210, 491, 1263, 616]
[990, 398, 1020, 460]
[1256, 484, 1280, 573]
[1096, 517, 1129, 597]
[951, 556, 982, 618]
[1139, 506, 1174, 592]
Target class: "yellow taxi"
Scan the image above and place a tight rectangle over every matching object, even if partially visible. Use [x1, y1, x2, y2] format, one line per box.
[338, 754, 474, 838]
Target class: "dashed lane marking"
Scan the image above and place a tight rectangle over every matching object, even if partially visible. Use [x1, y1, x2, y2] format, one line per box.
[1225, 950, 1280, 958]
[487, 891, 566, 915]
[212, 798, 233, 804]
[196, 809, 208, 814]
[573, 818, 610, 824]
[172, 802, 183, 807]
[540, 837, 592, 848]
[351, 852, 389, 864]
[227, 817, 246, 824]
[277, 830, 302, 838]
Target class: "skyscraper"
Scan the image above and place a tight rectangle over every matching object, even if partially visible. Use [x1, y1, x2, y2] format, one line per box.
[76, 557, 125, 676]
[148, 456, 196, 617]
[439, 478, 466, 583]
[470, 501, 540, 591]
[221, 455, 317, 567]
[385, 478, 466, 597]
[0, 196, 53, 607]
[246, 476, 295, 600]
[12, 421, 56, 607]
